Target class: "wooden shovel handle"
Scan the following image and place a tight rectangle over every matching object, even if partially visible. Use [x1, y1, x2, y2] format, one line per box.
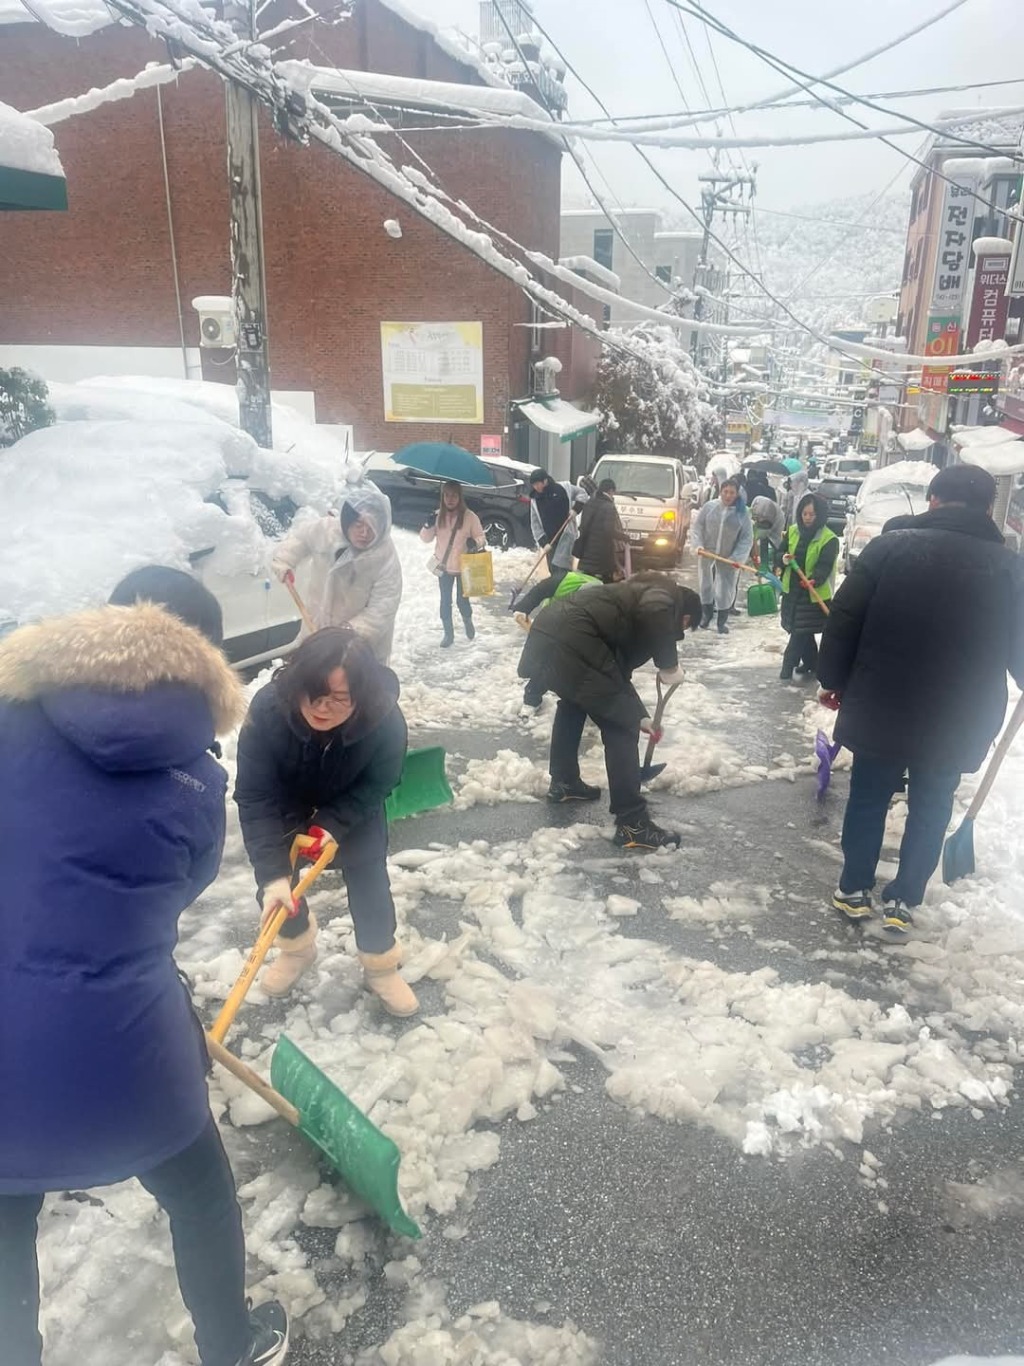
[789, 560, 831, 617]
[208, 836, 337, 1044]
[696, 548, 755, 576]
[282, 575, 317, 634]
[966, 693, 1024, 820]
[206, 1035, 300, 1127]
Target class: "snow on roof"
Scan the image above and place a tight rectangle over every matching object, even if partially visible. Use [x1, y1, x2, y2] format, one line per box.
[0, 99, 63, 177]
[936, 106, 1024, 150]
[372, 0, 507, 90]
[558, 254, 621, 292]
[279, 61, 557, 140]
[896, 428, 937, 453]
[0, 0, 113, 34]
[515, 397, 599, 442]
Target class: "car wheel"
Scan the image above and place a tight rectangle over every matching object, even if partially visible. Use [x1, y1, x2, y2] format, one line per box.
[482, 516, 514, 552]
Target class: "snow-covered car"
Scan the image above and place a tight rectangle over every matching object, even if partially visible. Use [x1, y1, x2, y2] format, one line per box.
[1, 378, 348, 670]
[842, 462, 934, 571]
[590, 453, 698, 567]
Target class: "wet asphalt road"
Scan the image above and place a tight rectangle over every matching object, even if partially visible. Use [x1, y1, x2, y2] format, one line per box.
[260, 598, 1024, 1366]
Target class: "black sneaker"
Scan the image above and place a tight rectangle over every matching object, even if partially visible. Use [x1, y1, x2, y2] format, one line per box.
[831, 888, 873, 921]
[614, 818, 681, 850]
[881, 899, 913, 941]
[236, 1301, 289, 1366]
[547, 778, 601, 803]
[779, 669, 794, 683]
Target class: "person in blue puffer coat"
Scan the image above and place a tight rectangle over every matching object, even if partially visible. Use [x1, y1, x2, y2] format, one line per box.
[0, 567, 289, 1366]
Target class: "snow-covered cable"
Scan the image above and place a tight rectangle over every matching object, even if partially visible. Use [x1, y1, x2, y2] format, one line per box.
[27, 59, 197, 124]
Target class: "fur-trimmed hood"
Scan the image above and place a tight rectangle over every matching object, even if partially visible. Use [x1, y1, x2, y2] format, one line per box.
[0, 602, 245, 735]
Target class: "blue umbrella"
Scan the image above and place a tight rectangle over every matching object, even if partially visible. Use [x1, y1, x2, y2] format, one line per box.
[391, 442, 497, 487]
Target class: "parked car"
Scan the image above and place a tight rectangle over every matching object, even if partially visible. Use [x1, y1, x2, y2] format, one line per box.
[364, 454, 533, 551]
[842, 465, 933, 570]
[817, 475, 864, 534]
[590, 453, 699, 567]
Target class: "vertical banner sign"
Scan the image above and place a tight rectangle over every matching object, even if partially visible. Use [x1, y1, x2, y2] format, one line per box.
[921, 316, 960, 394]
[1007, 226, 1024, 299]
[929, 173, 979, 318]
[966, 251, 1011, 348]
[380, 322, 484, 423]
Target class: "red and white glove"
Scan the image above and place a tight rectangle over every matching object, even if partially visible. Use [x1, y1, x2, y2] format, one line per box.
[271, 559, 295, 587]
[818, 689, 841, 711]
[301, 825, 333, 860]
[657, 667, 684, 687]
[260, 877, 296, 929]
[640, 721, 664, 743]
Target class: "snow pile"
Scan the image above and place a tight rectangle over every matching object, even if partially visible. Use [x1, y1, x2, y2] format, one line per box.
[0, 98, 63, 177]
[56, 375, 349, 510]
[0, 0, 112, 33]
[0, 418, 265, 622]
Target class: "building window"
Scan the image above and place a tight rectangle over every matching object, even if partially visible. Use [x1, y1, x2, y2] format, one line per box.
[529, 300, 542, 356]
[655, 264, 672, 283]
[602, 304, 612, 328]
[902, 249, 912, 285]
[593, 228, 614, 271]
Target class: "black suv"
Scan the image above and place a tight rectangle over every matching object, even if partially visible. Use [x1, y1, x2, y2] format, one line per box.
[817, 476, 861, 534]
[365, 459, 534, 551]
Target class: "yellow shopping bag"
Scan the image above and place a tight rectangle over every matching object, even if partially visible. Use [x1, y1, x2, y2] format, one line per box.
[460, 550, 494, 597]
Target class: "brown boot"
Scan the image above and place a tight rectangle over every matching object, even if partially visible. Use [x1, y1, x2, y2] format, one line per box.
[358, 944, 419, 1016]
[260, 913, 318, 997]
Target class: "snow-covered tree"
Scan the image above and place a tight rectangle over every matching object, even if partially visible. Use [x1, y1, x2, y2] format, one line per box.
[594, 323, 720, 466]
[0, 368, 54, 448]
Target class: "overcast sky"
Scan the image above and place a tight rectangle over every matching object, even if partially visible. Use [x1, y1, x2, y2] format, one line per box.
[425, 0, 1024, 220]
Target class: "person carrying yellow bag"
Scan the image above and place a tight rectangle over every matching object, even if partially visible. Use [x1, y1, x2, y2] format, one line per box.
[420, 480, 485, 649]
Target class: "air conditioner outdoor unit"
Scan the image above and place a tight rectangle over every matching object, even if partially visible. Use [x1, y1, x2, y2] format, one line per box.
[192, 295, 236, 349]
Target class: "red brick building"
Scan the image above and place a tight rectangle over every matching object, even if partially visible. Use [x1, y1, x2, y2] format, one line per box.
[0, 0, 599, 458]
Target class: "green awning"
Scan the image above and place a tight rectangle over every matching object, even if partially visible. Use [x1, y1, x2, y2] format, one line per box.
[0, 164, 68, 211]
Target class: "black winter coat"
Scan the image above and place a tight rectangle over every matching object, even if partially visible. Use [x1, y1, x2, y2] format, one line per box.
[518, 576, 686, 730]
[818, 504, 1024, 773]
[234, 671, 407, 886]
[532, 480, 571, 545]
[573, 492, 624, 581]
[777, 494, 839, 636]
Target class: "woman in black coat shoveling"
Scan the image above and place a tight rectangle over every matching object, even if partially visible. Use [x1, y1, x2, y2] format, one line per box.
[518, 574, 702, 849]
[234, 628, 417, 1016]
[776, 492, 839, 682]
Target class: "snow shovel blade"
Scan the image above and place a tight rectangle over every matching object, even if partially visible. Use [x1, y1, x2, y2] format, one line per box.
[384, 747, 453, 822]
[639, 760, 667, 783]
[746, 581, 777, 617]
[815, 730, 840, 801]
[942, 817, 975, 884]
[270, 1033, 421, 1239]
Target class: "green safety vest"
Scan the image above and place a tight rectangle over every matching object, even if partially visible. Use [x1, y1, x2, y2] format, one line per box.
[553, 571, 601, 599]
[782, 525, 837, 598]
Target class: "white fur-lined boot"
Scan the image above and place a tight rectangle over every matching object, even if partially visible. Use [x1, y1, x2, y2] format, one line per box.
[261, 913, 318, 997]
[358, 944, 419, 1016]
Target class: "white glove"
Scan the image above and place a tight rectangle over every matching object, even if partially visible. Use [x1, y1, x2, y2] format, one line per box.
[271, 558, 294, 585]
[657, 667, 684, 687]
[260, 876, 295, 930]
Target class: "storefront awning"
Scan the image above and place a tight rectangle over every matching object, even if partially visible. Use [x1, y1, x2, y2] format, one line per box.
[516, 397, 600, 444]
[897, 427, 936, 452]
[0, 101, 67, 211]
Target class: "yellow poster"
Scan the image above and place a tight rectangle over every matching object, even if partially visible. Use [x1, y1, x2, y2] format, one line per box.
[380, 322, 484, 424]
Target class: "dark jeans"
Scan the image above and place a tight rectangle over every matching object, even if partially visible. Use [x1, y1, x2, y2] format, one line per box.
[781, 632, 819, 675]
[439, 571, 472, 629]
[839, 752, 961, 907]
[549, 698, 645, 822]
[0, 1118, 248, 1366]
[274, 810, 396, 953]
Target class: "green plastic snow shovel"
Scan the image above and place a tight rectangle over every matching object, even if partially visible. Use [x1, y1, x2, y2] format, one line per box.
[943, 693, 1024, 884]
[385, 747, 453, 822]
[746, 581, 777, 616]
[207, 835, 422, 1239]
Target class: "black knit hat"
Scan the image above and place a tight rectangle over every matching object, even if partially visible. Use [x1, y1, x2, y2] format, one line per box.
[529, 468, 549, 485]
[108, 565, 224, 646]
[928, 463, 996, 511]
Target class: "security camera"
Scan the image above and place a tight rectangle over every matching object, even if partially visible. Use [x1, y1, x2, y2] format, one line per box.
[192, 295, 235, 349]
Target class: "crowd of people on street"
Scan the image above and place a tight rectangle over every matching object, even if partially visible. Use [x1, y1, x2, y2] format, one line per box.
[3, 451, 1024, 1366]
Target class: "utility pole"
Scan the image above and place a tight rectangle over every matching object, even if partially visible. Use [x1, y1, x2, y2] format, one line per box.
[689, 166, 755, 364]
[223, 0, 273, 448]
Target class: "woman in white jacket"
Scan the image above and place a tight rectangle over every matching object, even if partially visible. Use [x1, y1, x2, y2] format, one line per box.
[272, 482, 403, 665]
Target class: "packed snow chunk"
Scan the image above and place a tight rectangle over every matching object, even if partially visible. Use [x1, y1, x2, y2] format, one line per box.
[607, 894, 640, 918]
[0, 99, 64, 177]
[506, 981, 559, 1039]
[455, 749, 548, 807]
